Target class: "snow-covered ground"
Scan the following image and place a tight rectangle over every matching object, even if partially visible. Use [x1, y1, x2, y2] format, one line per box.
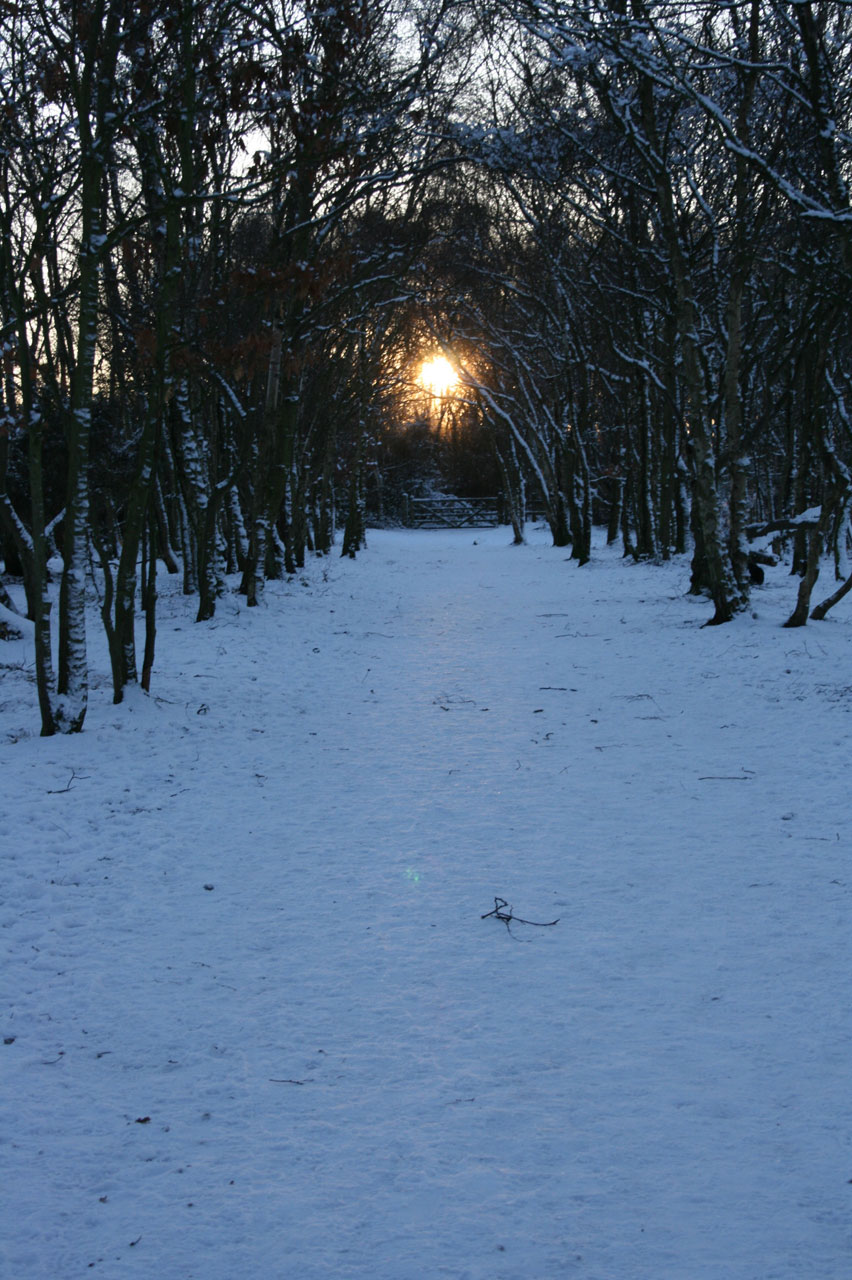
[2, 527, 851, 1280]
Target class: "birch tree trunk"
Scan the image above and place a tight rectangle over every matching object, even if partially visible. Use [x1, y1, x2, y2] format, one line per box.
[56, 160, 100, 729]
[54, 0, 124, 729]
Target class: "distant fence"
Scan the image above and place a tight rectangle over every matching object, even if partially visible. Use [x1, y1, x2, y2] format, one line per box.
[402, 495, 501, 528]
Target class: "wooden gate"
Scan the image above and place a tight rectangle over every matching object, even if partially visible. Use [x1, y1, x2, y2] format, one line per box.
[402, 495, 501, 528]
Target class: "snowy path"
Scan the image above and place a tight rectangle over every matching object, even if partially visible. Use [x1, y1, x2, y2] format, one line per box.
[2, 528, 851, 1278]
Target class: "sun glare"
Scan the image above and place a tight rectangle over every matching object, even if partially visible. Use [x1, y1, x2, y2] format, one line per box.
[419, 354, 459, 398]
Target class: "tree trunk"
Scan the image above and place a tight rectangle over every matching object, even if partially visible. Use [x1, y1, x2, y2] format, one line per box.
[341, 432, 367, 559]
[56, 176, 101, 730]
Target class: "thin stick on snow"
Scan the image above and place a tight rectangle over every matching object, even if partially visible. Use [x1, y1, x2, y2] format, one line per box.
[481, 898, 560, 929]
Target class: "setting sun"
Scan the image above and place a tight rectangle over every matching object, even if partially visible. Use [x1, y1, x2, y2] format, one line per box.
[419, 354, 459, 398]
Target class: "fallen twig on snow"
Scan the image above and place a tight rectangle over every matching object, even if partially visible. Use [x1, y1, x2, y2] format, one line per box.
[47, 770, 89, 794]
[481, 897, 559, 930]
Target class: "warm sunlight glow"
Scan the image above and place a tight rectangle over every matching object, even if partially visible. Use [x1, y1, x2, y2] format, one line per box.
[419, 354, 459, 398]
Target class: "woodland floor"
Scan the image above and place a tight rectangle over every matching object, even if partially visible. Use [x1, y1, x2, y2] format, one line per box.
[1, 526, 851, 1279]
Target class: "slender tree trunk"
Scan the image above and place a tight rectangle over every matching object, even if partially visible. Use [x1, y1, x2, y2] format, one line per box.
[154, 477, 180, 574]
[141, 514, 157, 691]
[811, 566, 852, 621]
[341, 430, 367, 559]
[725, 0, 761, 607]
[57, 154, 103, 730]
[26, 390, 57, 736]
[110, 249, 174, 699]
[243, 321, 289, 604]
[494, 440, 524, 544]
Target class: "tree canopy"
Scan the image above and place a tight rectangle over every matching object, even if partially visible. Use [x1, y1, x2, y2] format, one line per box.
[2, 0, 852, 732]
